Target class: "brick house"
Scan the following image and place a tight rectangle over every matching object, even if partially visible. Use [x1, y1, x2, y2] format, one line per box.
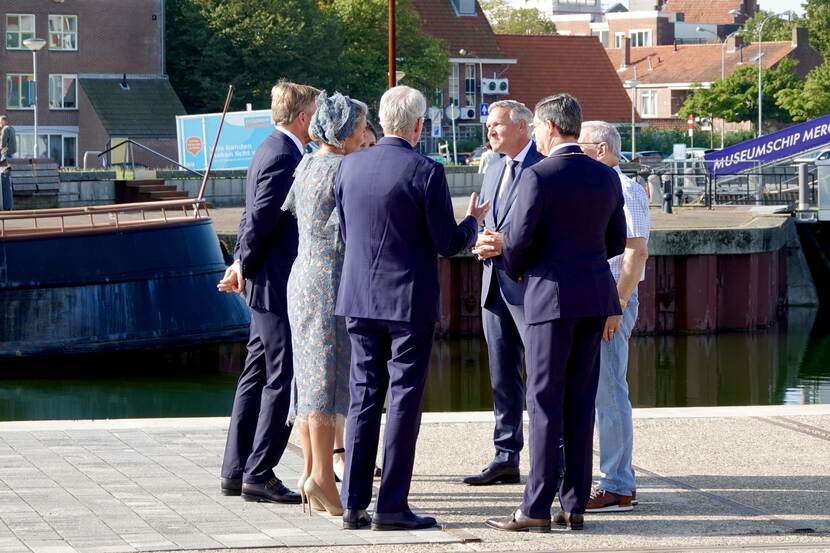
[411, 0, 633, 150]
[496, 34, 633, 123]
[0, 0, 184, 167]
[606, 28, 822, 128]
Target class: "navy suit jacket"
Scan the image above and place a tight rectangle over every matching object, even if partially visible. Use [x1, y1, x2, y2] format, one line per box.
[235, 130, 302, 313]
[479, 141, 546, 307]
[334, 136, 478, 323]
[502, 145, 627, 325]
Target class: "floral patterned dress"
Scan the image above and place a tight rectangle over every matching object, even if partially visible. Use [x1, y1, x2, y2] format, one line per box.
[282, 151, 350, 424]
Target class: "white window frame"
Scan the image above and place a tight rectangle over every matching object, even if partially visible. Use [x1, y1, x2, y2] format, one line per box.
[5, 14, 35, 50]
[629, 29, 652, 47]
[449, 64, 460, 105]
[592, 29, 609, 47]
[614, 32, 626, 49]
[464, 63, 476, 106]
[639, 89, 658, 117]
[14, 129, 78, 167]
[48, 14, 78, 51]
[5, 73, 35, 110]
[48, 74, 78, 110]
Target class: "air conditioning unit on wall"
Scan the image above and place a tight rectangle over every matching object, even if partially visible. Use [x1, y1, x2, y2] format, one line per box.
[481, 78, 509, 95]
[460, 105, 478, 120]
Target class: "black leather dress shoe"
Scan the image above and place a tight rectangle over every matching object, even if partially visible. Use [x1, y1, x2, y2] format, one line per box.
[220, 477, 242, 496]
[241, 478, 301, 504]
[553, 510, 584, 530]
[485, 508, 551, 533]
[463, 463, 520, 486]
[372, 510, 437, 531]
[343, 509, 372, 530]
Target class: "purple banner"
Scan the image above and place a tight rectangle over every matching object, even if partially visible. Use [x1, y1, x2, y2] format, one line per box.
[704, 113, 830, 177]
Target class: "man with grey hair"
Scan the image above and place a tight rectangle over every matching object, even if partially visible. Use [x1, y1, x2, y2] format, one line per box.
[579, 121, 650, 513]
[465, 99, 544, 486]
[335, 86, 489, 531]
[481, 93, 626, 533]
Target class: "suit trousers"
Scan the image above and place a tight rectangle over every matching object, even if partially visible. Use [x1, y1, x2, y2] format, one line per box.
[482, 275, 526, 465]
[522, 316, 605, 519]
[341, 317, 434, 514]
[221, 307, 294, 484]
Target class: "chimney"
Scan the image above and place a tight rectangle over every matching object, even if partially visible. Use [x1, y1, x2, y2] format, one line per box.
[621, 36, 631, 68]
[792, 27, 808, 48]
[726, 34, 743, 53]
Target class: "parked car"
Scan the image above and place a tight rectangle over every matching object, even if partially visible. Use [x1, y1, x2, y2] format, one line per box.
[633, 150, 665, 166]
[794, 148, 830, 164]
[466, 145, 487, 167]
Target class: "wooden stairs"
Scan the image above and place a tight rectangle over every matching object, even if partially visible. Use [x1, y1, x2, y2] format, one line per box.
[116, 179, 190, 203]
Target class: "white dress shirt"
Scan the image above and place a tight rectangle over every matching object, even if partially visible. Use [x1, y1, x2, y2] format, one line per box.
[609, 165, 651, 282]
[547, 141, 580, 157]
[275, 126, 304, 156]
[496, 139, 533, 206]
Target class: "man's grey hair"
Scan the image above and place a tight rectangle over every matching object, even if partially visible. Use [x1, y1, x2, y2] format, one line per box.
[489, 100, 533, 137]
[379, 86, 426, 135]
[580, 120, 622, 158]
[534, 93, 582, 138]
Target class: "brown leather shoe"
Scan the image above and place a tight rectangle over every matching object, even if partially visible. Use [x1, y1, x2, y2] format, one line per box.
[553, 510, 584, 530]
[486, 509, 550, 533]
[585, 488, 634, 513]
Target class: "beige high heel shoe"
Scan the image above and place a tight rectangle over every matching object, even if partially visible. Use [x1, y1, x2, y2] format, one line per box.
[303, 477, 343, 517]
[297, 475, 324, 513]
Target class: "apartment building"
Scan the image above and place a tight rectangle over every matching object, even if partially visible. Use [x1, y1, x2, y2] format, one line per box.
[1, 0, 184, 167]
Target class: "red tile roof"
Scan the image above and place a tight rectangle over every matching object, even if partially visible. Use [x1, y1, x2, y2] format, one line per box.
[607, 41, 798, 85]
[496, 34, 633, 123]
[410, 0, 506, 59]
[661, 0, 743, 24]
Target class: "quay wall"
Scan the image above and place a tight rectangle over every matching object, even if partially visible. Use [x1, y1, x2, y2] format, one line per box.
[435, 217, 816, 336]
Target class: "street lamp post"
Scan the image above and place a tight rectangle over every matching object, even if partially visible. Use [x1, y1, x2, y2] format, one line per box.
[757, 11, 792, 138]
[624, 66, 639, 158]
[696, 28, 740, 148]
[23, 37, 46, 160]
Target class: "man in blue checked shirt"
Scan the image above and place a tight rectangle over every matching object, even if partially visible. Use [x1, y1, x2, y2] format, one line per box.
[578, 120, 650, 513]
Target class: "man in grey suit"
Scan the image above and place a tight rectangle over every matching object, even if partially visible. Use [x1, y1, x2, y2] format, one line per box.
[465, 100, 544, 486]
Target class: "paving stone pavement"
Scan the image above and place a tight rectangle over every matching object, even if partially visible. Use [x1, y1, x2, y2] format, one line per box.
[0, 419, 462, 553]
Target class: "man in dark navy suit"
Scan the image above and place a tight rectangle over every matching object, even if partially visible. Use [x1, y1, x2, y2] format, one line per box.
[464, 100, 544, 487]
[217, 81, 319, 503]
[334, 86, 489, 531]
[480, 93, 627, 533]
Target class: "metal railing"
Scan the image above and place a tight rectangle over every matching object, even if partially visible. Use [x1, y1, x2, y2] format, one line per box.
[0, 198, 210, 239]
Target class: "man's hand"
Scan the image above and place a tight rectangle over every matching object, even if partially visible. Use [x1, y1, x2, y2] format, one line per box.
[603, 315, 622, 342]
[472, 228, 504, 260]
[466, 192, 490, 226]
[217, 260, 245, 294]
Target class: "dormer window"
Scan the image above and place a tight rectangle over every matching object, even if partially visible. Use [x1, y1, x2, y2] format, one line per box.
[451, 0, 476, 16]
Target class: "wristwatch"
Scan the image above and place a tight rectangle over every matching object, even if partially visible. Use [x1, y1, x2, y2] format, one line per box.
[619, 298, 627, 310]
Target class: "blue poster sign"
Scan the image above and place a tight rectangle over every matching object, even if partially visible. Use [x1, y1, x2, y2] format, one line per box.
[176, 109, 275, 171]
[704, 114, 830, 177]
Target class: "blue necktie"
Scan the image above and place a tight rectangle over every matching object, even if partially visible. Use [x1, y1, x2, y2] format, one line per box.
[495, 160, 518, 221]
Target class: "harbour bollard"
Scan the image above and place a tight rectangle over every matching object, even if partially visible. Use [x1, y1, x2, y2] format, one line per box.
[663, 178, 673, 214]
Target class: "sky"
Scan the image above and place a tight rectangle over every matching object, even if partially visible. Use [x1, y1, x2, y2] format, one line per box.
[619, 0, 805, 15]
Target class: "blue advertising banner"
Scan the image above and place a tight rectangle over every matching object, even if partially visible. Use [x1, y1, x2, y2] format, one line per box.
[704, 114, 830, 177]
[176, 110, 274, 171]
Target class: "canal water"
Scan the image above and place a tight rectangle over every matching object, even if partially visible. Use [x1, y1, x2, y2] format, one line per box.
[1, 308, 828, 421]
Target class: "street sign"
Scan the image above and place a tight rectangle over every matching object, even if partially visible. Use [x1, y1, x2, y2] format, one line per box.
[428, 107, 442, 122]
[445, 104, 460, 121]
[432, 122, 441, 138]
[687, 114, 694, 138]
[673, 143, 687, 161]
[480, 103, 488, 117]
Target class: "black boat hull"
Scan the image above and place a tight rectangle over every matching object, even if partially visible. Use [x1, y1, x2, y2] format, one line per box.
[1, 219, 250, 357]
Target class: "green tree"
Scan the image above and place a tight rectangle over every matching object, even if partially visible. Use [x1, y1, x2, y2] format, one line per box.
[741, 9, 802, 42]
[324, 0, 449, 115]
[480, 0, 556, 35]
[166, 0, 342, 113]
[777, 62, 830, 121]
[679, 58, 800, 132]
[805, 0, 830, 59]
